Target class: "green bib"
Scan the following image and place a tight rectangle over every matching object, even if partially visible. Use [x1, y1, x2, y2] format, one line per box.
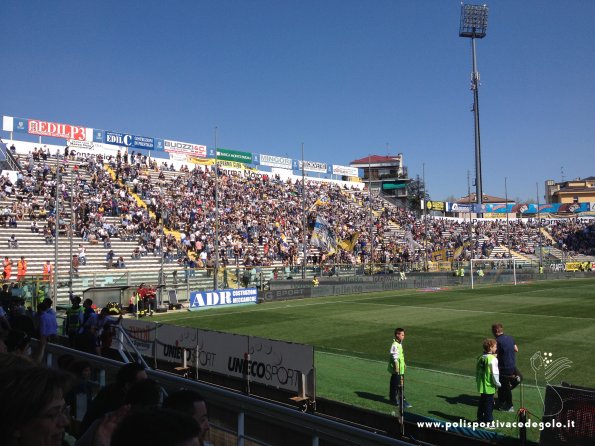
[476, 354, 496, 394]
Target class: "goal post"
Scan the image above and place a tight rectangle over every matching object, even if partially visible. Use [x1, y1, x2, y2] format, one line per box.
[470, 258, 517, 289]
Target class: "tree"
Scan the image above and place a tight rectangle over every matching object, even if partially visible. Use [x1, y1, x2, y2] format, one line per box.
[407, 176, 429, 213]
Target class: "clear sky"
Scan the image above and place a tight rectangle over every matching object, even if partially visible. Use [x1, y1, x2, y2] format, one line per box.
[1, 0, 594, 202]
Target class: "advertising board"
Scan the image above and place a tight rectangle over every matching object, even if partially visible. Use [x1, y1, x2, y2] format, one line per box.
[189, 288, 257, 310]
[424, 200, 446, 212]
[213, 148, 253, 164]
[195, 330, 313, 392]
[292, 159, 329, 174]
[164, 139, 206, 157]
[332, 164, 358, 177]
[154, 324, 200, 364]
[118, 320, 315, 393]
[120, 319, 157, 357]
[4, 115, 89, 141]
[94, 129, 163, 151]
[259, 154, 293, 170]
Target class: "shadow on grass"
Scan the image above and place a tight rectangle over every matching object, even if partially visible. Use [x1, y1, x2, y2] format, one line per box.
[427, 411, 469, 423]
[437, 394, 479, 407]
[355, 391, 392, 404]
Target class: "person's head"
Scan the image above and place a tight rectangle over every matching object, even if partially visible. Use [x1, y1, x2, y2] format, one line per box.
[0, 352, 35, 369]
[6, 330, 31, 356]
[394, 328, 405, 342]
[0, 366, 73, 446]
[124, 378, 164, 408]
[83, 298, 93, 309]
[164, 390, 210, 444]
[111, 407, 200, 446]
[0, 330, 7, 354]
[67, 359, 92, 381]
[483, 338, 497, 354]
[491, 323, 504, 337]
[43, 297, 53, 308]
[56, 354, 76, 371]
[116, 362, 148, 390]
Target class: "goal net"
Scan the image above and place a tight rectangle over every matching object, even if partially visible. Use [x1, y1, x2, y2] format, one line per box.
[470, 258, 518, 289]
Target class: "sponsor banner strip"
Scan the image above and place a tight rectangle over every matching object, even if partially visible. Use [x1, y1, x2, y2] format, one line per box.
[448, 202, 592, 214]
[164, 139, 206, 157]
[8, 116, 88, 141]
[214, 148, 253, 164]
[189, 287, 258, 309]
[120, 318, 314, 393]
[259, 154, 293, 169]
[332, 164, 358, 177]
[293, 159, 329, 173]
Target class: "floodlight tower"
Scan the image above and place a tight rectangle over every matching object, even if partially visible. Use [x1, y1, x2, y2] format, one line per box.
[459, 3, 488, 215]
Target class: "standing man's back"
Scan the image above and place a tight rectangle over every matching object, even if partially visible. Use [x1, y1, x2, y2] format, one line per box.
[492, 323, 519, 412]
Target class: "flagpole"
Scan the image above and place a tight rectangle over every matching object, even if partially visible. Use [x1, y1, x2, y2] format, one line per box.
[368, 155, 373, 274]
[213, 126, 219, 290]
[301, 143, 306, 280]
[505, 177, 510, 257]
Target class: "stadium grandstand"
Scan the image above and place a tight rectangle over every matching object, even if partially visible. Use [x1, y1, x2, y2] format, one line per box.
[0, 131, 593, 307]
[1, 117, 594, 446]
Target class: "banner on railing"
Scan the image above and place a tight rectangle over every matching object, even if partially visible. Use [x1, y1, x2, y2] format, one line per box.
[119, 319, 314, 393]
[120, 319, 157, 357]
[155, 323, 200, 364]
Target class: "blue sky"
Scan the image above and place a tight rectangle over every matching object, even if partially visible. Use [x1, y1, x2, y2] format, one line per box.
[1, 0, 594, 202]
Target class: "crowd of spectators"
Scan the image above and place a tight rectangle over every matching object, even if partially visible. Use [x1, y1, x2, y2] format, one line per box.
[4, 144, 594, 275]
[0, 353, 209, 446]
[0, 289, 211, 446]
[548, 218, 595, 256]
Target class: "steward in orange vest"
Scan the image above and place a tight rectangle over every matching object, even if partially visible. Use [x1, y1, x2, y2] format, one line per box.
[42, 261, 53, 282]
[17, 257, 27, 281]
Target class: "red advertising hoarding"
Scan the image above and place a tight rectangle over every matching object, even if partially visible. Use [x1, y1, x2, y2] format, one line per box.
[28, 119, 87, 141]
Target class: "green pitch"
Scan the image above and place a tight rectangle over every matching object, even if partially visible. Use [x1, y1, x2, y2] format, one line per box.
[159, 278, 595, 442]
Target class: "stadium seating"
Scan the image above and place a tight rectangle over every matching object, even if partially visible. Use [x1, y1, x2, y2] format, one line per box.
[1, 143, 593, 307]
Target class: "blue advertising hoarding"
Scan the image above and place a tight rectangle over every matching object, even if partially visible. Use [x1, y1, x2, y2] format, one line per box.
[482, 202, 590, 214]
[189, 288, 257, 310]
[13, 117, 28, 134]
[93, 129, 159, 151]
[448, 202, 591, 214]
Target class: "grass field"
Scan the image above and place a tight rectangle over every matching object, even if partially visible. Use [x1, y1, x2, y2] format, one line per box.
[158, 278, 595, 442]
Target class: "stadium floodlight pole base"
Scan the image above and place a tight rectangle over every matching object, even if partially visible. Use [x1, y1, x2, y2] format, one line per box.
[470, 258, 517, 289]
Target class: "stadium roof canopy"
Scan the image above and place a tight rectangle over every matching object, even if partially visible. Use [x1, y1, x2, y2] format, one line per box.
[456, 193, 510, 204]
[350, 155, 401, 165]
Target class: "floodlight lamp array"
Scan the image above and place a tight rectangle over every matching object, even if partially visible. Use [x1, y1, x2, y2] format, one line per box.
[459, 3, 489, 38]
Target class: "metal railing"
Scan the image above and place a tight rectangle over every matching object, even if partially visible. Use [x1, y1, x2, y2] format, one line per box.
[0, 138, 25, 172]
[42, 342, 410, 446]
